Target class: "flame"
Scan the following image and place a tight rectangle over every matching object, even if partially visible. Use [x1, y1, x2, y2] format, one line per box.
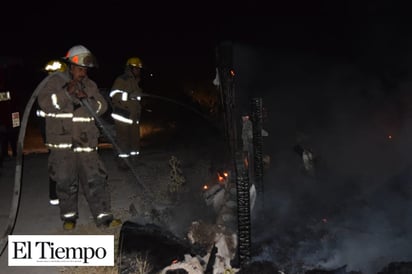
[244, 157, 249, 168]
[388, 134, 393, 140]
[203, 184, 208, 190]
[217, 171, 229, 183]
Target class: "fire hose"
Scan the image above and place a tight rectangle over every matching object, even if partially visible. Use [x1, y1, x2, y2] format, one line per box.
[0, 78, 221, 255]
[0, 75, 151, 255]
[0, 74, 53, 255]
[139, 92, 217, 126]
[77, 96, 150, 193]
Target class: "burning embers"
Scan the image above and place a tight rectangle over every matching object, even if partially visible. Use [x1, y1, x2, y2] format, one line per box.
[202, 170, 230, 213]
[197, 170, 240, 272]
[218, 170, 229, 183]
[159, 167, 240, 273]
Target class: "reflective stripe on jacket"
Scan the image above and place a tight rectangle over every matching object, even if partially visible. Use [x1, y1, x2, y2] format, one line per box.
[37, 71, 108, 150]
[110, 69, 142, 123]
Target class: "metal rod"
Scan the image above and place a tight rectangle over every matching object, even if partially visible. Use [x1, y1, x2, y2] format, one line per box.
[235, 152, 251, 267]
[251, 97, 264, 195]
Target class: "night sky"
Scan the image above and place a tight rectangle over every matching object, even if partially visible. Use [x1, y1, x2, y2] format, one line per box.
[1, 1, 411, 90]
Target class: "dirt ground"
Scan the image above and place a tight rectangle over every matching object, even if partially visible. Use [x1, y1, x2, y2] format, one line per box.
[0, 110, 227, 274]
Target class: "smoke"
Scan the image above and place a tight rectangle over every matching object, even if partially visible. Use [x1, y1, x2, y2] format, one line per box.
[232, 42, 412, 273]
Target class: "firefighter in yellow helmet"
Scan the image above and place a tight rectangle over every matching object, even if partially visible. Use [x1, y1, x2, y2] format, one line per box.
[44, 59, 68, 74]
[37, 45, 120, 230]
[39, 59, 69, 206]
[110, 57, 143, 168]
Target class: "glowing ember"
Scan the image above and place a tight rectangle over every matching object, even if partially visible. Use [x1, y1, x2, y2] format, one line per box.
[217, 170, 229, 183]
[244, 157, 249, 168]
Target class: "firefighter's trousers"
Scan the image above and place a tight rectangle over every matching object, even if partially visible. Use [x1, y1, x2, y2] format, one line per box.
[48, 149, 111, 223]
[114, 120, 140, 156]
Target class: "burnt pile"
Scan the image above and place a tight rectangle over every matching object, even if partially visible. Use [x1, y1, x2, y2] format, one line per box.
[117, 221, 207, 274]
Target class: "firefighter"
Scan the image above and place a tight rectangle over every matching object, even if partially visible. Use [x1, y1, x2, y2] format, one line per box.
[44, 59, 67, 74]
[0, 91, 19, 162]
[109, 57, 143, 168]
[37, 59, 68, 206]
[37, 45, 120, 230]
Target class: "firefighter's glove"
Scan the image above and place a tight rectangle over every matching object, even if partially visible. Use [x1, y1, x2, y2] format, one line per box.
[66, 80, 78, 95]
[66, 80, 87, 99]
[129, 91, 142, 101]
[75, 89, 87, 99]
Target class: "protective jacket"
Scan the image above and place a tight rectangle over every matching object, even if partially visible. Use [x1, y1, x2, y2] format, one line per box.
[110, 68, 142, 158]
[37, 71, 107, 150]
[37, 71, 111, 223]
[110, 68, 142, 123]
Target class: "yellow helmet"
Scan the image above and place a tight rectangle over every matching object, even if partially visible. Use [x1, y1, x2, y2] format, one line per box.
[44, 60, 68, 74]
[64, 45, 97, 68]
[126, 57, 143, 68]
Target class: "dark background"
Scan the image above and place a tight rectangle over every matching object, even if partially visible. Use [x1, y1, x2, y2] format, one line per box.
[2, 1, 412, 273]
[1, 1, 410, 91]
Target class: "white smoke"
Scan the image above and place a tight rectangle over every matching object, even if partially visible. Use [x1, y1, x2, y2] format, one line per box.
[232, 40, 412, 273]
